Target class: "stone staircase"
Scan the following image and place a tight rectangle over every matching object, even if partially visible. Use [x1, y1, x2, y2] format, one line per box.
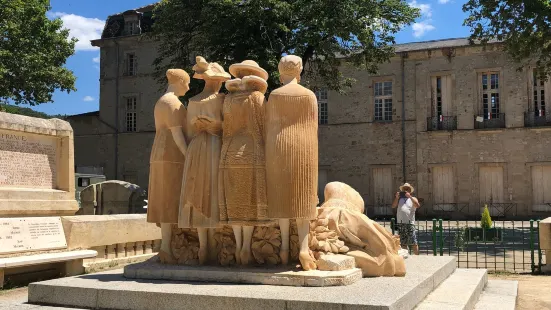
[415, 268, 517, 310]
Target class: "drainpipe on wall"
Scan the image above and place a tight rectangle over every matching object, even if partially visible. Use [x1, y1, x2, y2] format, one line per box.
[114, 41, 120, 180]
[401, 52, 407, 183]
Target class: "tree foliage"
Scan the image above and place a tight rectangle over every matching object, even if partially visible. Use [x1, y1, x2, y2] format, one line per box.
[0, 0, 77, 106]
[0, 104, 66, 119]
[151, 0, 419, 97]
[463, 0, 551, 78]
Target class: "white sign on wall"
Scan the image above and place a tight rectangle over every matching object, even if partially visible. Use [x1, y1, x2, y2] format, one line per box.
[0, 217, 67, 254]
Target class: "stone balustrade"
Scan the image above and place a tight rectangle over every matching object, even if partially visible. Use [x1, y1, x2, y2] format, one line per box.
[61, 214, 161, 266]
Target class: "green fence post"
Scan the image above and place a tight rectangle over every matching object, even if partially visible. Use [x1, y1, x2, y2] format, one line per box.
[391, 218, 396, 235]
[538, 220, 542, 273]
[439, 219, 444, 256]
[432, 219, 437, 256]
[530, 220, 535, 273]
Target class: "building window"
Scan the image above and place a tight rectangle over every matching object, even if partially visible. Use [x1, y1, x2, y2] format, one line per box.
[126, 97, 137, 132]
[532, 69, 547, 117]
[428, 75, 456, 130]
[125, 53, 137, 76]
[124, 21, 140, 35]
[374, 81, 392, 121]
[315, 88, 328, 125]
[480, 72, 500, 119]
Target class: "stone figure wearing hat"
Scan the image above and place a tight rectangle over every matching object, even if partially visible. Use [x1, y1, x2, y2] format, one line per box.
[265, 55, 319, 270]
[178, 56, 231, 264]
[219, 61, 272, 265]
[147, 69, 190, 264]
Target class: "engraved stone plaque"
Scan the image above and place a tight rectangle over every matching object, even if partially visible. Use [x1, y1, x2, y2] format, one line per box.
[0, 129, 57, 189]
[0, 217, 67, 254]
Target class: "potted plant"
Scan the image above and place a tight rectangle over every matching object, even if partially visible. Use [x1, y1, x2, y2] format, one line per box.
[466, 205, 503, 242]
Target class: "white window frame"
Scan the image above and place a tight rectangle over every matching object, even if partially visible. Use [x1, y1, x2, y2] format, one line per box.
[125, 97, 137, 132]
[315, 88, 328, 125]
[479, 71, 500, 119]
[125, 53, 137, 76]
[530, 69, 550, 117]
[374, 81, 392, 121]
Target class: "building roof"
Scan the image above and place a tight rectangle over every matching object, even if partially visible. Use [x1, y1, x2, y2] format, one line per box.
[394, 37, 501, 53]
[66, 111, 100, 118]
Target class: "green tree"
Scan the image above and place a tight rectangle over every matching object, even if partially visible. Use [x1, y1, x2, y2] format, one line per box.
[480, 205, 492, 230]
[151, 0, 420, 98]
[0, 0, 77, 106]
[463, 0, 551, 78]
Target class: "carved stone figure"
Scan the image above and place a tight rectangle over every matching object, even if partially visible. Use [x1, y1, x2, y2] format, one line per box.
[318, 182, 406, 277]
[265, 55, 318, 270]
[178, 56, 231, 264]
[147, 69, 190, 264]
[219, 61, 272, 265]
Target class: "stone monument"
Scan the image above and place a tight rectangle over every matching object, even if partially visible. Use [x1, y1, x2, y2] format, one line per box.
[128, 56, 405, 281]
[265, 55, 319, 270]
[0, 112, 78, 217]
[147, 69, 191, 264]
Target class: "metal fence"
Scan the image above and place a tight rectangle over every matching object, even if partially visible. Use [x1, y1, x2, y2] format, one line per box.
[377, 218, 546, 273]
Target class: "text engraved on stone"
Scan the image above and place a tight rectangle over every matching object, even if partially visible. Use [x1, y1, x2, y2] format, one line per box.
[0, 130, 57, 188]
[0, 217, 66, 254]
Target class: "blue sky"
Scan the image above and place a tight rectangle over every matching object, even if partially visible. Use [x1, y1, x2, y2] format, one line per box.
[32, 0, 472, 116]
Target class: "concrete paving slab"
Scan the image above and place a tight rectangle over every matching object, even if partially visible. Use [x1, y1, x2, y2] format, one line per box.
[474, 280, 518, 310]
[27, 256, 456, 310]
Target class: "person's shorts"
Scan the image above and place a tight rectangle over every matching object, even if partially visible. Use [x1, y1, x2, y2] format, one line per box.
[396, 223, 418, 245]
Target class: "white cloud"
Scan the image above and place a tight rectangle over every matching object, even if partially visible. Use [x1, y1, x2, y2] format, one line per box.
[412, 21, 436, 37]
[438, 0, 451, 3]
[409, 0, 432, 18]
[48, 12, 104, 51]
[92, 55, 100, 63]
[83, 96, 95, 102]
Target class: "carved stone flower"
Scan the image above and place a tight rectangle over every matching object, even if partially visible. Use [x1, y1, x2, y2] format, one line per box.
[214, 225, 237, 266]
[252, 225, 281, 265]
[171, 226, 200, 265]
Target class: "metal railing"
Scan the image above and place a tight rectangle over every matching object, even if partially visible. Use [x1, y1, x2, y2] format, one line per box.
[474, 113, 506, 129]
[427, 116, 457, 131]
[381, 218, 546, 273]
[524, 112, 551, 128]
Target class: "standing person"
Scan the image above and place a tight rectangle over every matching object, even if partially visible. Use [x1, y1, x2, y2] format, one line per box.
[179, 56, 230, 264]
[265, 55, 318, 270]
[147, 69, 190, 264]
[219, 64, 272, 265]
[391, 183, 420, 255]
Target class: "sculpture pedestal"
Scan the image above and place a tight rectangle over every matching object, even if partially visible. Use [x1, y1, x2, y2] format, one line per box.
[123, 258, 361, 287]
[27, 256, 463, 310]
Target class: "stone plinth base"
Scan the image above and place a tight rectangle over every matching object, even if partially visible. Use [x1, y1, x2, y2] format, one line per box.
[123, 258, 361, 287]
[28, 256, 457, 310]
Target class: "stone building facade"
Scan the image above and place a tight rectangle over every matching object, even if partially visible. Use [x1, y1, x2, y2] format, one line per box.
[68, 5, 551, 219]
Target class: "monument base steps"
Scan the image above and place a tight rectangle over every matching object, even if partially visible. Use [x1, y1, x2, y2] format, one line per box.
[28, 256, 458, 310]
[415, 268, 487, 309]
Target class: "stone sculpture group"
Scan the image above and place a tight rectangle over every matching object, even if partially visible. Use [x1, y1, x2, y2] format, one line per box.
[147, 55, 406, 277]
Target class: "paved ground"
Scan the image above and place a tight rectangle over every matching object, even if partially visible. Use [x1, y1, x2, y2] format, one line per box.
[489, 273, 551, 310]
[1, 273, 551, 309]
